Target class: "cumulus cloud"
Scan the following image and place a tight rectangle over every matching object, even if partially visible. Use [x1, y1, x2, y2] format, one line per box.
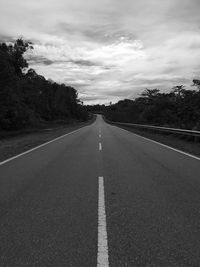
[0, 0, 200, 103]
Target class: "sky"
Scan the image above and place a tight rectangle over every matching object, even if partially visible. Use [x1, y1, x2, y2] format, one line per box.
[0, 0, 200, 104]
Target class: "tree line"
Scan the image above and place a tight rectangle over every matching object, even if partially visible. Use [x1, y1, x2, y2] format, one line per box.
[88, 82, 200, 130]
[0, 39, 89, 130]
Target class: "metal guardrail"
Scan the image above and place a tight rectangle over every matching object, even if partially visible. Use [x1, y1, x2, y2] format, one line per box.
[106, 120, 200, 138]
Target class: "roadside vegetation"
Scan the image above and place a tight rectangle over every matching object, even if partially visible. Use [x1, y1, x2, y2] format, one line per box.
[87, 83, 200, 156]
[88, 83, 200, 130]
[0, 38, 89, 132]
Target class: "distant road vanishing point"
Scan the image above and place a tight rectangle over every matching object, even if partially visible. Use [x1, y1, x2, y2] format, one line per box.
[0, 115, 200, 266]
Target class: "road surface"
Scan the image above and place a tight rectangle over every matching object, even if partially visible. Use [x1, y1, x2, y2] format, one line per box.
[0, 115, 200, 266]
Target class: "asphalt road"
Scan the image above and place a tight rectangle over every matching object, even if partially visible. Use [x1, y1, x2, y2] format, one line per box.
[0, 115, 200, 266]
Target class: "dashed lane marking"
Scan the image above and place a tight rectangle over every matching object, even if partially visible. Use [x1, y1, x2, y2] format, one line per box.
[97, 177, 109, 267]
[99, 143, 102, 151]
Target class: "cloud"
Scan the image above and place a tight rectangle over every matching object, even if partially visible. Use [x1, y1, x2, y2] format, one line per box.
[27, 55, 54, 66]
[0, 0, 200, 103]
[70, 59, 102, 67]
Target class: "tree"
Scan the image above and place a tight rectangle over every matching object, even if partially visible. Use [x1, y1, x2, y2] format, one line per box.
[103, 80, 200, 129]
[193, 79, 200, 90]
[7, 38, 33, 76]
[0, 39, 89, 130]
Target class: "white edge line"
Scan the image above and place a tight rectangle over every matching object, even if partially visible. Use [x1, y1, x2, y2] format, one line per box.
[113, 125, 200, 161]
[0, 126, 88, 166]
[97, 176, 109, 267]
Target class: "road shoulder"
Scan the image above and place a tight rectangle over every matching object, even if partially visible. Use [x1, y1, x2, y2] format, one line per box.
[112, 124, 200, 158]
[0, 119, 94, 163]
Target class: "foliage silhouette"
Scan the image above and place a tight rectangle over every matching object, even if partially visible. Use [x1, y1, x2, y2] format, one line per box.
[0, 39, 89, 130]
[88, 83, 200, 130]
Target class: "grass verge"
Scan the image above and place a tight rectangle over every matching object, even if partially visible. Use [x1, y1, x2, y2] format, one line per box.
[114, 124, 200, 158]
[0, 117, 95, 163]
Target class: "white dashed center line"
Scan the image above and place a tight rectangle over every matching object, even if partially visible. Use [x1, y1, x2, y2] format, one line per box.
[97, 177, 109, 267]
[99, 134, 101, 138]
[99, 143, 102, 151]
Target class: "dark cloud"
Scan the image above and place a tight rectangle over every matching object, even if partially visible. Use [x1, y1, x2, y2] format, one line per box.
[27, 55, 54, 65]
[105, 91, 133, 97]
[54, 22, 137, 45]
[1, 0, 200, 103]
[70, 59, 101, 67]
[0, 34, 15, 42]
[27, 55, 106, 68]
[161, 65, 180, 74]
[80, 94, 107, 101]
[133, 77, 191, 86]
